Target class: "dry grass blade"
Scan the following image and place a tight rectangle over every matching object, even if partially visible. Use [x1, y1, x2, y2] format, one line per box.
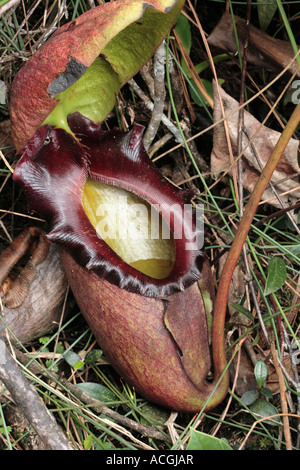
[0, 340, 73, 450]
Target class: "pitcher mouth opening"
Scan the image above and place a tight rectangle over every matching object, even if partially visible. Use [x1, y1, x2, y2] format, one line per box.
[13, 112, 206, 298]
[82, 179, 175, 280]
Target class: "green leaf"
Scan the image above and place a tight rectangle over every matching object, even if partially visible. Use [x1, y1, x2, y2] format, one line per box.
[84, 434, 93, 450]
[261, 387, 273, 399]
[0, 426, 12, 434]
[56, 342, 65, 354]
[240, 389, 259, 407]
[189, 78, 224, 108]
[94, 440, 115, 450]
[193, 54, 229, 75]
[289, 244, 300, 258]
[85, 349, 103, 364]
[231, 303, 254, 321]
[63, 350, 85, 371]
[250, 399, 281, 426]
[257, 0, 277, 31]
[140, 403, 170, 427]
[76, 382, 117, 404]
[74, 360, 85, 370]
[264, 257, 287, 296]
[181, 54, 229, 80]
[39, 336, 50, 345]
[254, 360, 268, 388]
[45, 360, 59, 372]
[186, 429, 232, 450]
[175, 13, 192, 54]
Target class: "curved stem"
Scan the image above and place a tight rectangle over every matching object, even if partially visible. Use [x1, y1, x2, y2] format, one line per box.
[212, 102, 300, 399]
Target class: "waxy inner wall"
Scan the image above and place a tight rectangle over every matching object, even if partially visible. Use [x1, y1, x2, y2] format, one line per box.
[82, 179, 175, 279]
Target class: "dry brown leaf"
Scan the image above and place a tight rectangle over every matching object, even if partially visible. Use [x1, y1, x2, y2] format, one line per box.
[229, 346, 259, 397]
[230, 350, 295, 397]
[211, 83, 300, 208]
[207, 11, 300, 78]
[0, 240, 68, 344]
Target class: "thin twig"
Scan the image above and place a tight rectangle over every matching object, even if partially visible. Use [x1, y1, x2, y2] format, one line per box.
[270, 336, 292, 450]
[283, 326, 300, 448]
[211, 328, 243, 437]
[0, 150, 14, 173]
[173, 29, 213, 108]
[12, 347, 169, 442]
[186, 0, 239, 200]
[128, 78, 183, 144]
[153, 49, 300, 166]
[235, 1, 270, 343]
[0, 340, 73, 450]
[245, 253, 270, 344]
[238, 412, 299, 450]
[143, 41, 166, 151]
[166, 412, 184, 449]
[35, 0, 68, 49]
[237, 0, 251, 212]
[0, 0, 20, 16]
[213, 100, 300, 399]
